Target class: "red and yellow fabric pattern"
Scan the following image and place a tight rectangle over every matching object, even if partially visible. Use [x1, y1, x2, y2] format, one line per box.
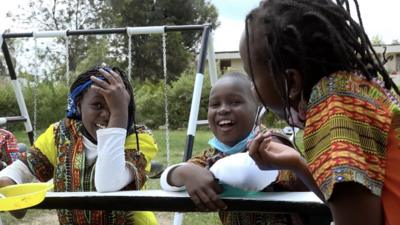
[304, 71, 400, 225]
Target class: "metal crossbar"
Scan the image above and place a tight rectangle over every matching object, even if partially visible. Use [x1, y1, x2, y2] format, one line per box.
[33, 190, 332, 225]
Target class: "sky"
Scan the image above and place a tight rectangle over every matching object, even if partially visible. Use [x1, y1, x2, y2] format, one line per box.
[210, 0, 400, 51]
[1, 0, 400, 52]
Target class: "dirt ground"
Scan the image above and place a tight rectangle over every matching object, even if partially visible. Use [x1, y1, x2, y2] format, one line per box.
[1, 211, 174, 225]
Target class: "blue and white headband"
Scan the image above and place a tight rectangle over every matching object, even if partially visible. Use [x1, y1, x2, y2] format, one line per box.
[66, 76, 106, 119]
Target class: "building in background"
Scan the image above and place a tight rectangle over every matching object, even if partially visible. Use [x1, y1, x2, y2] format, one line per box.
[215, 44, 400, 84]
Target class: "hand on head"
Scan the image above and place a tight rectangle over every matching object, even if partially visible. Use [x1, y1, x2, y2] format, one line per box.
[90, 68, 130, 129]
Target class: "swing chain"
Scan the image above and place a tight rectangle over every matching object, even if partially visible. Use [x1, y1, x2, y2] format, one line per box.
[65, 36, 70, 86]
[162, 32, 170, 166]
[128, 34, 132, 82]
[33, 39, 39, 140]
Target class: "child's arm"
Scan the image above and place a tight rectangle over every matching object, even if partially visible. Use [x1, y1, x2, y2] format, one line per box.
[0, 161, 34, 219]
[249, 132, 325, 202]
[160, 150, 228, 212]
[91, 68, 145, 192]
[94, 128, 132, 192]
[95, 127, 156, 192]
[164, 163, 226, 211]
[0, 176, 16, 187]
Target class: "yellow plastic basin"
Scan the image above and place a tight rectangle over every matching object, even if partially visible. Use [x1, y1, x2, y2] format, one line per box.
[0, 183, 53, 211]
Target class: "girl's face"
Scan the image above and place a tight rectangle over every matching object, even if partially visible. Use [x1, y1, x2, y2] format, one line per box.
[207, 77, 257, 147]
[239, 31, 287, 121]
[78, 87, 110, 141]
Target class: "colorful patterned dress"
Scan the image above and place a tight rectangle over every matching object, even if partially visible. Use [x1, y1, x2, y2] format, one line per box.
[0, 128, 19, 167]
[19, 118, 158, 225]
[189, 133, 308, 225]
[304, 71, 400, 225]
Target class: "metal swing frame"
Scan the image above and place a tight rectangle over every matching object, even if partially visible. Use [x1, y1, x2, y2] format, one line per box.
[0, 25, 331, 225]
[1, 24, 218, 152]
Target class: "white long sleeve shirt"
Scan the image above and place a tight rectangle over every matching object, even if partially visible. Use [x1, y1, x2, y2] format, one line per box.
[0, 128, 132, 192]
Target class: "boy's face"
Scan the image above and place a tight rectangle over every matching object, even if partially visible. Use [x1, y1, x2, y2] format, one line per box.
[78, 87, 110, 141]
[207, 77, 257, 147]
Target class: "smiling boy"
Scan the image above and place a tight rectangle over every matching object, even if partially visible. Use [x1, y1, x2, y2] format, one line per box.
[160, 72, 308, 225]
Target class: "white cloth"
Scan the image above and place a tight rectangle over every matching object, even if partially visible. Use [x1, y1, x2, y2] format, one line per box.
[159, 163, 188, 191]
[95, 128, 133, 192]
[0, 160, 34, 184]
[210, 152, 279, 192]
[0, 128, 133, 192]
[83, 136, 98, 166]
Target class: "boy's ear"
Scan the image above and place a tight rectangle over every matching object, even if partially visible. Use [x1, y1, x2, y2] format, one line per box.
[285, 69, 303, 100]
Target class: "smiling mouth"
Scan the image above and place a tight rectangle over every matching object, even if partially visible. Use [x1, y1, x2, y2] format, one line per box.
[95, 123, 107, 129]
[218, 120, 234, 128]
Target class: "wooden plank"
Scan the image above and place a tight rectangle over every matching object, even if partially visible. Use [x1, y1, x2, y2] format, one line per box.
[35, 190, 330, 216]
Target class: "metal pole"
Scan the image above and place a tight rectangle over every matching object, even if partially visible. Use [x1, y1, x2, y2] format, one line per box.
[1, 40, 34, 145]
[207, 32, 218, 86]
[173, 25, 212, 225]
[183, 25, 211, 161]
[2, 25, 208, 39]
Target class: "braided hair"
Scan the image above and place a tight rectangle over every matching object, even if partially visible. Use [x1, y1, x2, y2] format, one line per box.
[245, 0, 400, 101]
[70, 66, 137, 137]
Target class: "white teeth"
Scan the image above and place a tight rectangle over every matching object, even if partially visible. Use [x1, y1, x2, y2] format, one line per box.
[218, 120, 233, 126]
[96, 123, 107, 129]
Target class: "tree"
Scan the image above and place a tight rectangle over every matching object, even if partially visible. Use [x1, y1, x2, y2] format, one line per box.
[0, 37, 19, 79]
[371, 35, 384, 45]
[10, 0, 218, 82]
[8, 0, 109, 81]
[102, 0, 219, 82]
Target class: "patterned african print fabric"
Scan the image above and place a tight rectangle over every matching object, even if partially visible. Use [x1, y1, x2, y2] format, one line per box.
[304, 71, 400, 225]
[19, 118, 158, 225]
[0, 128, 20, 166]
[189, 138, 308, 225]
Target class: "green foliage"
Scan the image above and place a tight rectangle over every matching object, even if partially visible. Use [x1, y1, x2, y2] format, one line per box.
[74, 37, 112, 74]
[135, 80, 164, 128]
[0, 81, 68, 131]
[167, 68, 211, 129]
[0, 81, 21, 120]
[371, 35, 385, 45]
[135, 67, 211, 129]
[103, 0, 219, 81]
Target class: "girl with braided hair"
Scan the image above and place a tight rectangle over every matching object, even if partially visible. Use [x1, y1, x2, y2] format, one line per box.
[0, 66, 158, 225]
[241, 0, 400, 225]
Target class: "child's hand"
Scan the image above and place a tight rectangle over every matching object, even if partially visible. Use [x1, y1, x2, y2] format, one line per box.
[248, 131, 302, 171]
[90, 69, 130, 129]
[178, 163, 227, 211]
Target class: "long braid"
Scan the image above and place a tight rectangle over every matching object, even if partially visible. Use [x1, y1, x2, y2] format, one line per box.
[246, 0, 400, 99]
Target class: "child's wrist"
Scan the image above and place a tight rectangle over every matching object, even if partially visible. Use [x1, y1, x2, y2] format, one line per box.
[291, 154, 307, 172]
[169, 164, 190, 186]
